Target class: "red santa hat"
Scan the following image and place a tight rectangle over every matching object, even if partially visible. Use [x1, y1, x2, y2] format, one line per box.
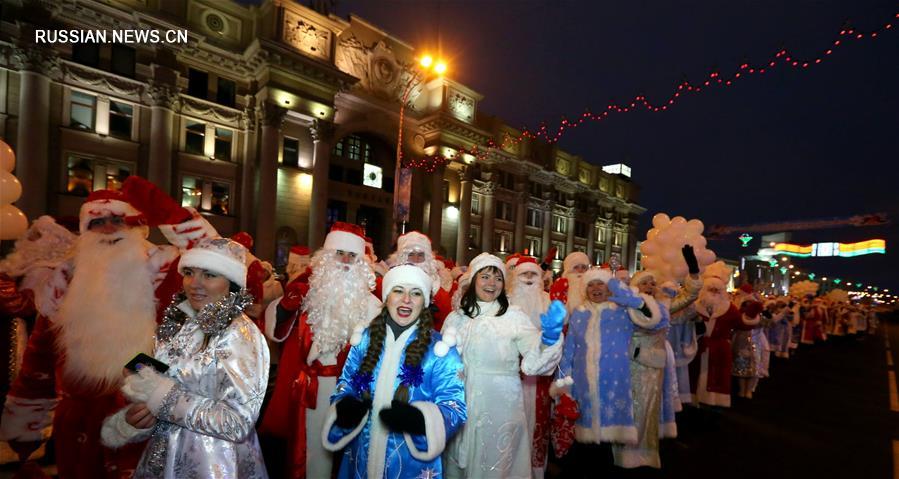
[78, 189, 143, 233]
[288, 245, 311, 267]
[230, 231, 254, 251]
[510, 255, 542, 277]
[179, 237, 248, 288]
[322, 222, 366, 256]
[738, 283, 754, 295]
[436, 255, 456, 270]
[397, 231, 432, 254]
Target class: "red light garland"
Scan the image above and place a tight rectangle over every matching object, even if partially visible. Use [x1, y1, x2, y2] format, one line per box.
[405, 12, 898, 169]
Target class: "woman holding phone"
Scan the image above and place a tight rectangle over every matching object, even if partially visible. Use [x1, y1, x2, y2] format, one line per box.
[101, 237, 270, 478]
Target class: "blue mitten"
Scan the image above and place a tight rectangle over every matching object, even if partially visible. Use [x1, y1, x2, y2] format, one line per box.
[607, 279, 645, 308]
[540, 300, 566, 345]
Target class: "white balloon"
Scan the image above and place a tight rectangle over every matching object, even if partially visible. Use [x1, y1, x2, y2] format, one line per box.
[687, 219, 704, 235]
[0, 204, 28, 240]
[646, 228, 659, 240]
[652, 213, 671, 229]
[641, 241, 659, 255]
[672, 263, 689, 278]
[0, 141, 14, 173]
[671, 216, 687, 227]
[0, 170, 22, 204]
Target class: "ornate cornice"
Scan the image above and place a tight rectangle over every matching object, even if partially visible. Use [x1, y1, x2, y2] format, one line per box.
[417, 114, 492, 144]
[12, 46, 60, 78]
[146, 82, 178, 109]
[310, 119, 335, 142]
[180, 94, 244, 128]
[258, 102, 288, 129]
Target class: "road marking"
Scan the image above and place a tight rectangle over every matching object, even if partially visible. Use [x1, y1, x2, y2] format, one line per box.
[890, 371, 899, 413]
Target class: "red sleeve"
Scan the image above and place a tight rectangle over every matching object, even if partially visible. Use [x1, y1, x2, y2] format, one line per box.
[432, 287, 453, 332]
[0, 274, 35, 319]
[550, 278, 569, 303]
[374, 275, 383, 300]
[9, 315, 57, 400]
[246, 260, 267, 304]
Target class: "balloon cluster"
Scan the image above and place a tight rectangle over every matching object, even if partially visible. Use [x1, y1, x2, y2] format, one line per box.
[825, 289, 849, 303]
[640, 213, 717, 282]
[789, 280, 820, 298]
[0, 140, 27, 240]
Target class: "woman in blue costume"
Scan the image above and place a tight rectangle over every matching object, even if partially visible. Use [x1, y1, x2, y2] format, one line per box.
[323, 264, 466, 479]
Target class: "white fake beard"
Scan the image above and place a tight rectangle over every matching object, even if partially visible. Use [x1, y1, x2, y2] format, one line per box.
[54, 228, 157, 393]
[564, 271, 586, 311]
[697, 288, 730, 319]
[509, 279, 550, 328]
[303, 249, 376, 355]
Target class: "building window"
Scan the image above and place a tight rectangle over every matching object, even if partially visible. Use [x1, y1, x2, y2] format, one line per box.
[187, 68, 209, 99]
[181, 176, 231, 215]
[496, 170, 515, 190]
[575, 220, 588, 239]
[70, 90, 96, 131]
[216, 77, 236, 107]
[526, 237, 541, 257]
[530, 182, 543, 198]
[552, 214, 567, 234]
[554, 190, 569, 204]
[595, 225, 607, 244]
[635, 244, 643, 271]
[526, 208, 543, 228]
[495, 200, 513, 221]
[282, 137, 300, 167]
[110, 44, 135, 78]
[470, 225, 481, 248]
[108, 100, 133, 139]
[185, 121, 205, 155]
[71, 43, 100, 68]
[553, 242, 566, 260]
[614, 231, 624, 246]
[333, 135, 370, 162]
[66, 155, 132, 196]
[494, 231, 512, 253]
[594, 251, 605, 265]
[471, 193, 481, 215]
[214, 127, 232, 161]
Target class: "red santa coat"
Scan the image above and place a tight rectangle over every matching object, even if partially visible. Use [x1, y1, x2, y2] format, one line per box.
[800, 305, 827, 344]
[690, 303, 744, 407]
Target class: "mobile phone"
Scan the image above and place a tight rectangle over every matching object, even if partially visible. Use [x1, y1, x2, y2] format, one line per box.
[125, 353, 170, 374]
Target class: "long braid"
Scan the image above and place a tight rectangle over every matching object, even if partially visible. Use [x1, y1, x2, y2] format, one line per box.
[394, 308, 434, 402]
[358, 309, 389, 400]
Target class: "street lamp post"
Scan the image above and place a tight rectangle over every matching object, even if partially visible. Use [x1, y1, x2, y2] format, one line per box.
[393, 55, 446, 243]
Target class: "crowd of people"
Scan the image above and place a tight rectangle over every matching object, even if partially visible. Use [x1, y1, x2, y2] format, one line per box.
[0, 175, 881, 478]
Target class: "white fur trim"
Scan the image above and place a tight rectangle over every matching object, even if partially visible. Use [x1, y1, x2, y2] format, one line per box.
[402, 401, 447, 461]
[179, 247, 247, 288]
[323, 230, 365, 256]
[442, 328, 457, 347]
[350, 325, 364, 346]
[145, 374, 176, 414]
[574, 425, 638, 445]
[158, 208, 218, 250]
[0, 396, 56, 442]
[628, 294, 662, 329]
[549, 377, 573, 398]
[659, 421, 678, 439]
[397, 231, 432, 255]
[321, 401, 369, 451]
[100, 406, 154, 449]
[434, 341, 450, 357]
[381, 264, 434, 306]
[583, 267, 613, 286]
[79, 199, 140, 233]
[467, 253, 507, 281]
[263, 296, 290, 342]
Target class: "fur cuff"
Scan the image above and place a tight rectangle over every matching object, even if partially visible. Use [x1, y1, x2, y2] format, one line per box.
[628, 294, 662, 329]
[0, 396, 57, 442]
[146, 376, 177, 414]
[322, 401, 369, 451]
[100, 407, 154, 449]
[403, 401, 447, 462]
[659, 421, 678, 439]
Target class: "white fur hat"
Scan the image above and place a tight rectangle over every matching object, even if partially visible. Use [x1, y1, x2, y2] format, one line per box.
[583, 266, 613, 286]
[563, 252, 590, 274]
[381, 264, 434, 306]
[179, 238, 248, 288]
[467, 252, 507, 281]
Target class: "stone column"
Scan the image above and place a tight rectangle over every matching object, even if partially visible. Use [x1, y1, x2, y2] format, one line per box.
[513, 187, 527, 253]
[308, 119, 334, 249]
[146, 83, 177, 194]
[455, 168, 473, 263]
[565, 211, 575, 257]
[586, 211, 596, 261]
[479, 181, 496, 253]
[541, 199, 553, 258]
[255, 102, 287, 261]
[12, 47, 58, 219]
[428, 165, 445, 244]
[240, 96, 258, 233]
[604, 222, 613, 264]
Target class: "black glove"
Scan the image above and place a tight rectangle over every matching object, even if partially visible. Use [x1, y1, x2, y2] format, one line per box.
[335, 396, 371, 429]
[694, 320, 707, 337]
[682, 245, 700, 275]
[379, 400, 426, 435]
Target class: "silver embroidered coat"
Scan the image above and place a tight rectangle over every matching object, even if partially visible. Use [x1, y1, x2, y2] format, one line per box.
[107, 300, 270, 478]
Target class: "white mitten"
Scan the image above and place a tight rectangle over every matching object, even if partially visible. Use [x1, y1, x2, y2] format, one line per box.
[121, 367, 176, 414]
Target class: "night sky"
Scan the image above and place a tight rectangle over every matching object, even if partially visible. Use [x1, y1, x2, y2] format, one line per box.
[330, 1, 899, 291]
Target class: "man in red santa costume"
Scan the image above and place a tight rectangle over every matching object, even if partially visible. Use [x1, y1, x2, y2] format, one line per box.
[383, 231, 454, 330]
[0, 176, 216, 478]
[506, 253, 554, 478]
[259, 222, 382, 479]
[689, 261, 744, 408]
[550, 251, 591, 311]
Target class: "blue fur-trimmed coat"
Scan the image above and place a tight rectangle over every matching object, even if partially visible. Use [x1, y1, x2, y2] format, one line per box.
[323, 325, 466, 479]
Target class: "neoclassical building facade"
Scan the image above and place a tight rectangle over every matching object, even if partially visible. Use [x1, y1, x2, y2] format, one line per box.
[0, 0, 644, 272]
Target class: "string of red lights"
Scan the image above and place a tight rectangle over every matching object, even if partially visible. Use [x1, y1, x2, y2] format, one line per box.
[406, 12, 898, 168]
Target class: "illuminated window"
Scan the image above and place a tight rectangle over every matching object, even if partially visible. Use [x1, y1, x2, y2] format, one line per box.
[471, 193, 481, 215]
[526, 237, 541, 256]
[495, 201, 513, 221]
[66, 155, 132, 196]
[185, 121, 205, 155]
[282, 137, 300, 167]
[181, 176, 231, 215]
[553, 215, 567, 234]
[70, 91, 96, 131]
[595, 225, 607, 244]
[553, 242, 566, 260]
[214, 127, 232, 161]
[526, 208, 543, 228]
[108, 100, 133, 139]
[594, 251, 605, 265]
[333, 135, 371, 162]
[494, 231, 512, 253]
[614, 231, 624, 246]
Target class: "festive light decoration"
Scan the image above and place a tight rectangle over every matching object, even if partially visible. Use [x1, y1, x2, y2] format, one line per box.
[762, 239, 886, 258]
[403, 154, 450, 172]
[433, 12, 899, 167]
[833, 278, 842, 284]
[738, 233, 753, 247]
[779, 267, 788, 275]
[807, 273, 816, 280]
[768, 258, 779, 267]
